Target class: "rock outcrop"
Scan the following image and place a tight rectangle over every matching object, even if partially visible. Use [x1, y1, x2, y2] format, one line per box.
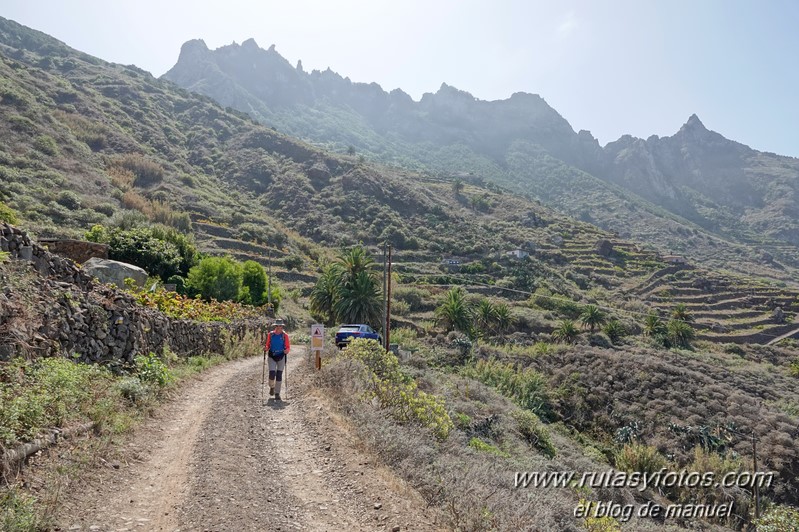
[82, 257, 148, 288]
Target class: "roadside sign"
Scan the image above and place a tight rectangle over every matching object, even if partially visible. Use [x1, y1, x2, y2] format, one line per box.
[311, 324, 324, 349]
[310, 324, 324, 370]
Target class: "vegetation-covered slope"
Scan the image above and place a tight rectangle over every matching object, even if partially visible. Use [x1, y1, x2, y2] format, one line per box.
[3, 16, 799, 531]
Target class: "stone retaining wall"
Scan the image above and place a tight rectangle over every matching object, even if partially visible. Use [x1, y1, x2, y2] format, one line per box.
[0, 222, 268, 364]
[37, 238, 109, 264]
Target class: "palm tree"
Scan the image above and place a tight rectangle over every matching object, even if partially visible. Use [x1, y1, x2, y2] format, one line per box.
[337, 245, 373, 277]
[474, 299, 497, 339]
[553, 319, 579, 344]
[310, 245, 382, 327]
[667, 319, 695, 349]
[603, 320, 627, 344]
[579, 304, 606, 332]
[643, 311, 667, 338]
[334, 268, 382, 325]
[309, 263, 343, 325]
[671, 303, 694, 323]
[494, 303, 514, 340]
[435, 287, 473, 336]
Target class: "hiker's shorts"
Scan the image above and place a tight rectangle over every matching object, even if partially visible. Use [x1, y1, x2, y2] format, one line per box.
[268, 355, 285, 377]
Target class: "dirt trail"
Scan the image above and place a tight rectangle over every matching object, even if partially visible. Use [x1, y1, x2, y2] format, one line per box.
[55, 348, 442, 531]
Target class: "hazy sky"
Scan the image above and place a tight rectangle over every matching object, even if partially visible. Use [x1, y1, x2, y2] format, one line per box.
[3, 0, 798, 156]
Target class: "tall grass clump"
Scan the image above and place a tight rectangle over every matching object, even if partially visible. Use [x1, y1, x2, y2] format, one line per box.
[462, 358, 551, 419]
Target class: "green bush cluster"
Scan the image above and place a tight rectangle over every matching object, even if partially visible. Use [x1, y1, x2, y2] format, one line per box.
[1, 489, 44, 532]
[33, 135, 59, 156]
[134, 352, 175, 387]
[390, 327, 420, 351]
[0, 201, 19, 224]
[463, 359, 551, 419]
[467, 437, 509, 458]
[86, 224, 199, 282]
[511, 409, 556, 458]
[343, 338, 453, 440]
[613, 443, 667, 475]
[755, 505, 799, 531]
[0, 357, 103, 446]
[185, 256, 282, 310]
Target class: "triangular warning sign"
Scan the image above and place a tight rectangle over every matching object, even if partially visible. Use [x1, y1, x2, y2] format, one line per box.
[314, 327, 322, 336]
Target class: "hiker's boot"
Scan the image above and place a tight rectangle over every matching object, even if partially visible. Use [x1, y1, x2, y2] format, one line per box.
[268, 379, 276, 396]
[274, 393, 282, 401]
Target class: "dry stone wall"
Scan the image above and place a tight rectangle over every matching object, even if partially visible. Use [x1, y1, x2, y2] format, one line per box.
[0, 222, 268, 364]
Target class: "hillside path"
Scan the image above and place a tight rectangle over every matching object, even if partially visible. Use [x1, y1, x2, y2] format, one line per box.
[54, 348, 442, 531]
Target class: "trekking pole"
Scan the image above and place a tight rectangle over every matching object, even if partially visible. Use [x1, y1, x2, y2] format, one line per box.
[261, 348, 267, 401]
[283, 353, 288, 400]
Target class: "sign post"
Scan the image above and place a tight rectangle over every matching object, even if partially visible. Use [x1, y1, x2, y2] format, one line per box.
[311, 324, 325, 371]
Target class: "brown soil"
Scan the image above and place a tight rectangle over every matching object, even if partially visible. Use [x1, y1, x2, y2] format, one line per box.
[53, 348, 443, 531]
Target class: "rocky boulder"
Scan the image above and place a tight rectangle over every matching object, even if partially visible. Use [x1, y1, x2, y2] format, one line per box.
[82, 258, 148, 288]
[594, 239, 614, 257]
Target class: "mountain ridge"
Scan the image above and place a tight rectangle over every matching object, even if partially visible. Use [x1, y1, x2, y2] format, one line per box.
[162, 38, 799, 277]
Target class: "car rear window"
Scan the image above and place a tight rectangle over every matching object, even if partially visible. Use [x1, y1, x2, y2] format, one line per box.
[339, 326, 361, 332]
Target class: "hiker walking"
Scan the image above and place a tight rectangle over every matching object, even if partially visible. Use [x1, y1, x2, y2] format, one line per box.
[264, 319, 291, 401]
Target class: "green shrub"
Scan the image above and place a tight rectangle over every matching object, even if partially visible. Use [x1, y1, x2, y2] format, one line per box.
[391, 327, 420, 351]
[789, 358, 799, 378]
[391, 299, 410, 316]
[614, 444, 667, 475]
[92, 202, 116, 217]
[8, 115, 36, 133]
[468, 437, 510, 458]
[56, 190, 81, 210]
[86, 225, 198, 281]
[240, 260, 267, 305]
[453, 412, 472, 430]
[343, 338, 453, 440]
[282, 255, 304, 271]
[116, 376, 152, 405]
[0, 201, 19, 224]
[755, 505, 799, 532]
[0, 357, 104, 446]
[33, 135, 59, 156]
[1, 489, 46, 532]
[511, 410, 556, 458]
[463, 359, 550, 419]
[393, 286, 427, 311]
[186, 256, 242, 302]
[134, 353, 174, 387]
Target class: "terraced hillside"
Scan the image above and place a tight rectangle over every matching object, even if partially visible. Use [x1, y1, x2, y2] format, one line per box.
[632, 265, 799, 344]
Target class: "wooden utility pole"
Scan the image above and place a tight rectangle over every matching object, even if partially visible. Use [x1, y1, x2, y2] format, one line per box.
[385, 244, 392, 351]
[382, 242, 388, 349]
[267, 247, 272, 308]
[752, 431, 760, 519]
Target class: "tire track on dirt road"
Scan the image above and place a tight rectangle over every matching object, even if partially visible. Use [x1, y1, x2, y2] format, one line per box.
[56, 348, 442, 531]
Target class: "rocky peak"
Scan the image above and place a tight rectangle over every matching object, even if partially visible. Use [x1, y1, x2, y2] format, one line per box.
[676, 114, 711, 139]
[177, 39, 210, 61]
[241, 38, 260, 51]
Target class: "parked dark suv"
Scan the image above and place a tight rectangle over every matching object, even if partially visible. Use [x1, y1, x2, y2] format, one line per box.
[335, 324, 382, 349]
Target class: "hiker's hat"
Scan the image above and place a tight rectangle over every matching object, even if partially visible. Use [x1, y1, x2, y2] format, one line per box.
[274, 319, 285, 327]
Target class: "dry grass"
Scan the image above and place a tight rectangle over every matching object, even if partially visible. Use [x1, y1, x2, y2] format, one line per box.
[313, 349, 702, 530]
